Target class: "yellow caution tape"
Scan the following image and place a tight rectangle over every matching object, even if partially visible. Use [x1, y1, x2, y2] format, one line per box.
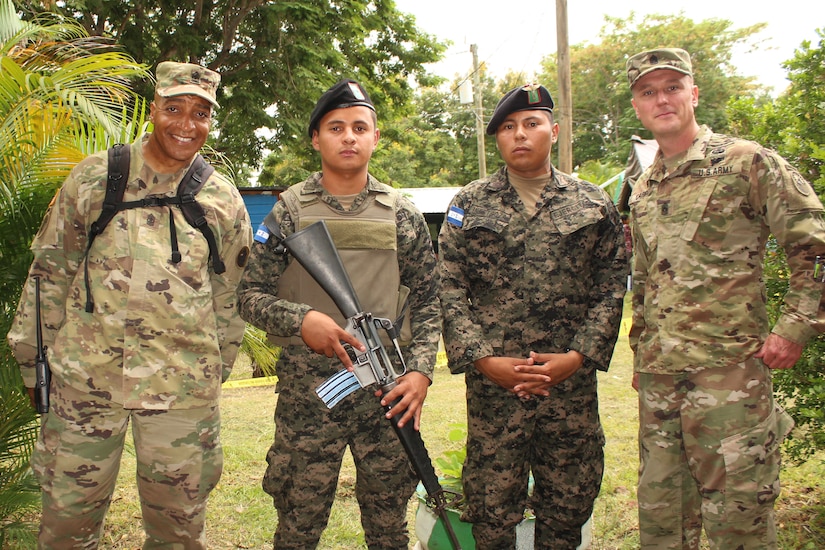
[619, 318, 631, 337]
[222, 375, 278, 389]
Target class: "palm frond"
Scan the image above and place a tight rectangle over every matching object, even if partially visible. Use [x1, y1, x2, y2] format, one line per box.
[240, 324, 280, 377]
[0, 0, 25, 45]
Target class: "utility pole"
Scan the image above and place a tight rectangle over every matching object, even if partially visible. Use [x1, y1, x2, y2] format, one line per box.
[470, 44, 487, 178]
[555, 0, 573, 173]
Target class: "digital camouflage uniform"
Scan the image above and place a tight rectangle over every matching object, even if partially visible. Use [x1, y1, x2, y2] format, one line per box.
[438, 166, 628, 548]
[628, 125, 825, 549]
[236, 173, 441, 549]
[7, 134, 252, 549]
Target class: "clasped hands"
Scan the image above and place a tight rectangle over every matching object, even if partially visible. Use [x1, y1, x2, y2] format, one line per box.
[474, 350, 585, 399]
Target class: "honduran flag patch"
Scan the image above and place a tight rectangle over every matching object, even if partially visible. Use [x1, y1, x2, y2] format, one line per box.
[447, 205, 464, 227]
[254, 223, 271, 243]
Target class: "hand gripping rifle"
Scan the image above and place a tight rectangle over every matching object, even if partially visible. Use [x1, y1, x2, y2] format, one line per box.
[33, 275, 51, 413]
[280, 220, 463, 550]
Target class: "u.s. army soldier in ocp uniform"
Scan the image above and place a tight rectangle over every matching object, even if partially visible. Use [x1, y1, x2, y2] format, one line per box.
[626, 47, 825, 549]
[7, 62, 252, 549]
[236, 79, 441, 549]
[438, 84, 628, 549]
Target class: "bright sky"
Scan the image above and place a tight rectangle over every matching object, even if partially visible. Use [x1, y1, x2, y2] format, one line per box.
[394, 0, 822, 95]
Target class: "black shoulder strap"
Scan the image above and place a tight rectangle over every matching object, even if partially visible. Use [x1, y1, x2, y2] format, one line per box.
[83, 144, 130, 311]
[90, 143, 130, 239]
[177, 156, 225, 274]
[179, 154, 214, 196]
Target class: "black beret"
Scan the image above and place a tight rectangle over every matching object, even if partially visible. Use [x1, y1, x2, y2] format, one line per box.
[308, 79, 375, 137]
[485, 84, 554, 135]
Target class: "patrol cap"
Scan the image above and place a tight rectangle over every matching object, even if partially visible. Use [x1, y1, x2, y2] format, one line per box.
[626, 48, 693, 88]
[308, 79, 376, 137]
[156, 61, 220, 107]
[486, 84, 554, 135]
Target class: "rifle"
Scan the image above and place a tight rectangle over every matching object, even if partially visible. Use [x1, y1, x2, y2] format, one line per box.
[280, 220, 463, 550]
[33, 275, 51, 414]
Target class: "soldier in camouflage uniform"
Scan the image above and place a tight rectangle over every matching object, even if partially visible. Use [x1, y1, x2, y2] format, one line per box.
[438, 84, 628, 549]
[7, 62, 252, 549]
[626, 48, 825, 549]
[236, 79, 440, 549]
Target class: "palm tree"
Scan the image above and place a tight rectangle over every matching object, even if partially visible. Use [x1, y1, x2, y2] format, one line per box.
[0, 1, 149, 544]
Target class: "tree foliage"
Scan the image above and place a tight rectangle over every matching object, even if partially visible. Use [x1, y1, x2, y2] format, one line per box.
[780, 31, 825, 195]
[18, 0, 447, 175]
[374, 73, 507, 188]
[316, 12, 777, 190]
[729, 30, 825, 196]
[372, 71, 543, 189]
[537, 12, 766, 167]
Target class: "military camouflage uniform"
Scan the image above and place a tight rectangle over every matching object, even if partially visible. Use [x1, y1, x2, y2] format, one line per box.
[438, 166, 628, 548]
[7, 135, 252, 549]
[628, 125, 825, 549]
[236, 173, 440, 549]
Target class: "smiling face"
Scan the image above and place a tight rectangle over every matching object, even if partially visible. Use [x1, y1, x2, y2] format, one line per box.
[631, 69, 699, 144]
[145, 94, 213, 173]
[494, 109, 558, 178]
[311, 105, 379, 177]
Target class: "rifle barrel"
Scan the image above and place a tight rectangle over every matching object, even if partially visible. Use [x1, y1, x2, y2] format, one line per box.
[386, 399, 463, 550]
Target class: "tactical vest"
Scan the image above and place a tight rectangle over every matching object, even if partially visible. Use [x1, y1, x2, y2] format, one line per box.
[82, 144, 225, 312]
[269, 181, 412, 347]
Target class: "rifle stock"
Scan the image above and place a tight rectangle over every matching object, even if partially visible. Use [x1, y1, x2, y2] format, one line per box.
[281, 220, 361, 318]
[281, 220, 463, 550]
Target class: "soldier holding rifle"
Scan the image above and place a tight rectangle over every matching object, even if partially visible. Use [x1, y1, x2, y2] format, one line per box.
[237, 79, 441, 549]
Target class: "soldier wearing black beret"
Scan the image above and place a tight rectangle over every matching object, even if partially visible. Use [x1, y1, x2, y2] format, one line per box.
[238, 78, 441, 549]
[438, 83, 628, 548]
[486, 83, 554, 135]
[307, 78, 376, 137]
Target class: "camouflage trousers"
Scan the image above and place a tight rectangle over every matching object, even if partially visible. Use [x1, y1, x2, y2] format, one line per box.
[462, 365, 604, 550]
[31, 379, 223, 550]
[637, 357, 794, 549]
[262, 386, 417, 549]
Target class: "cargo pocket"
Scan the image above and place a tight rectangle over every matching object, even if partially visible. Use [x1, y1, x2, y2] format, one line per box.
[261, 441, 291, 502]
[719, 405, 794, 523]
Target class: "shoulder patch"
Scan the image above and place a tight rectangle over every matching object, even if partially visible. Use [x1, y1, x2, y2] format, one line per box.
[447, 205, 464, 227]
[254, 223, 271, 243]
[791, 169, 812, 196]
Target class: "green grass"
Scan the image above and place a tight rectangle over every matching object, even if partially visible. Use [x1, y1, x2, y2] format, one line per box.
[95, 299, 824, 549]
